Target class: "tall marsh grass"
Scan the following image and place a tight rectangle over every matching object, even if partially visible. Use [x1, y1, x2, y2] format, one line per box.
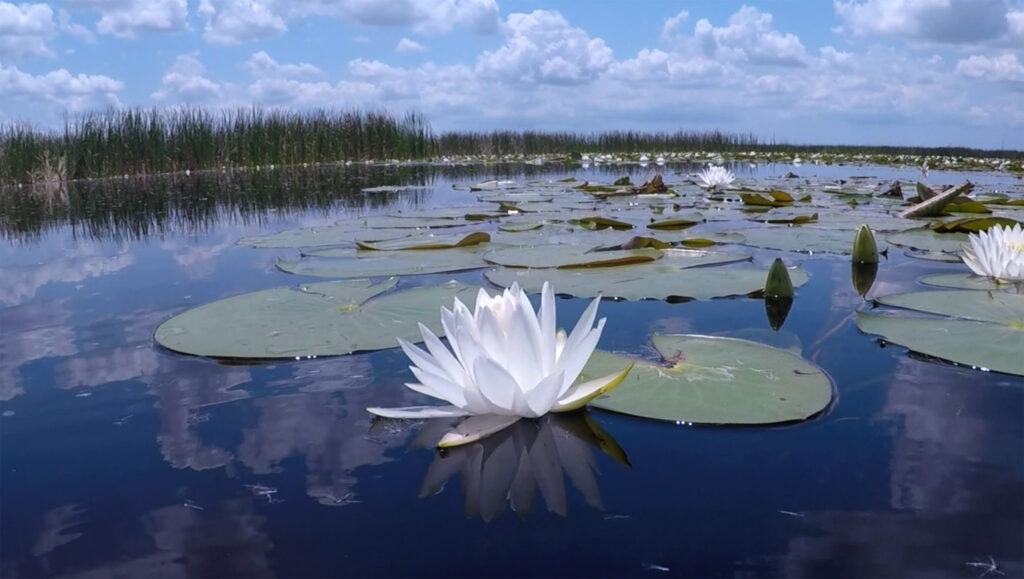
[1, 106, 1020, 186]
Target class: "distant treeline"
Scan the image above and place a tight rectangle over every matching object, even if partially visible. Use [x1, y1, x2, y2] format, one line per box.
[1, 107, 1021, 185]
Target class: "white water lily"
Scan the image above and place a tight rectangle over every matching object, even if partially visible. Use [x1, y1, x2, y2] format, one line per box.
[696, 165, 736, 191]
[367, 282, 633, 448]
[960, 223, 1024, 282]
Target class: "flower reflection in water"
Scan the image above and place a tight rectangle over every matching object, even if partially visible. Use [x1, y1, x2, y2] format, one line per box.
[414, 412, 630, 521]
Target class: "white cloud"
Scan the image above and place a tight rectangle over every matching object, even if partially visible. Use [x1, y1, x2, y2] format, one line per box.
[955, 53, 1024, 82]
[834, 0, 1008, 43]
[318, 0, 500, 35]
[195, 0, 499, 45]
[661, 10, 688, 41]
[692, 6, 808, 66]
[73, 0, 189, 38]
[1008, 9, 1024, 39]
[198, 0, 287, 45]
[58, 8, 95, 42]
[476, 10, 613, 84]
[151, 54, 223, 102]
[243, 51, 321, 78]
[0, 1, 55, 59]
[395, 37, 426, 53]
[0, 60, 122, 112]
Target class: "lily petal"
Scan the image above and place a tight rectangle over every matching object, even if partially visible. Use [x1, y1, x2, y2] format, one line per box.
[525, 370, 564, 417]
[472, 355, 520, 413]
[438, 414, 521, 448]
[553, 362, 635, 413]
[367, 405, 471, 419]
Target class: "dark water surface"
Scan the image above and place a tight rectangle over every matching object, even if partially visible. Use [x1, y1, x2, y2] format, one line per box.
[1, 163, 1022, 578]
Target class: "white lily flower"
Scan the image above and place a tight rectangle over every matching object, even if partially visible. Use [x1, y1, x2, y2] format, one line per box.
[368, 282, 633, 448]
[696, 165, 736, 191]
[960, 223, 1024, 282]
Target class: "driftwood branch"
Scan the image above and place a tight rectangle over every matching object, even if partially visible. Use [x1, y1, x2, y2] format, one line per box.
[897, 181, 973, 219]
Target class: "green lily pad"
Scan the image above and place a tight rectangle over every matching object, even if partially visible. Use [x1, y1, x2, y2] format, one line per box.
[277, 247, 494, 278]
[647, 215, 704, 230]
[568, 216, 635, 230]
[740, 227, 866, 255]
[918, 273, 1021, 291]
[237, 217, 467, 248]
[482, 245, 663, 269]
[154, 278, 483, 359]
[485, 258, 806, 302]
[585, 334, 833, 424]
[885, 228, 968, 253]
[873, 290, 1024, 324]
[856, 311, 1024, 376]
[903, 249, 963, 262]
[356, 231, 490, 251]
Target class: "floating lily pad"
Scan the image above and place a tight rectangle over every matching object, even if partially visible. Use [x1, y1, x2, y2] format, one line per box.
[885, 228, 968, 253]
[740, 227, 866, 255]
[585, 334, 833, 424]
[903, 250, 963, 262]
[356, 231, 490, 251]
[647, 215, 704, 230]
[857, 312, 1024, 375]
[918, 273, 1019, 291]
[485, 258, 806, 302]
[482, 245, 662, 269]
[154, 278, 483, 359]
[856, 290, 1024, 376]
[277, 247, 494, 278]
[238, 218, 467, 248]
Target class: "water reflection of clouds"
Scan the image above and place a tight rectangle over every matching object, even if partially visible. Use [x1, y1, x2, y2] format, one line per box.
[774, 354, 1024, 577]
[36, 501, 274, 579]
[0, 300, 77, 401]
[0, 243, 134, 307]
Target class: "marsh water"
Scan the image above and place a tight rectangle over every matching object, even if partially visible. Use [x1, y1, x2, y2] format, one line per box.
[1, 162, 1022, 578]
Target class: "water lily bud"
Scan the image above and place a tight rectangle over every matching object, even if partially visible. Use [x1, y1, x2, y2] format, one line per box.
[852, 224, 879, 264]
[764, 257, 794, 298]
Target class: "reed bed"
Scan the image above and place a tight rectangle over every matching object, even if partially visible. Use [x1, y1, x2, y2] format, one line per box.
[1, 107, 1020, 187]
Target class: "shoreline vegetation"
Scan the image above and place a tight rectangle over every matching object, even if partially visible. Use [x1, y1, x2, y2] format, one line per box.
[2, 107, 1022, 189]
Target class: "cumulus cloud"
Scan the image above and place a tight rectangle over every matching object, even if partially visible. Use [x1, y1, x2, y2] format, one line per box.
[834, 0, 1009, 43]
[243, 51, 321, 79]
[955, 53, 1024, 82]
[195, 0, 498, 45]
[73, 0, 189, 38]
[58, 8, 95, 42]
[660, 10, 689, 42]
[1008, 9, 1024, 39]
[198, 0, 287, 45]
[395, 37, 426, 54]
[151, 54, 223, 102]
[0, 60, 122, 111]
[693, 6, 808, 66]
[476, 10, 613, 84]
[0, 1, 55, 59]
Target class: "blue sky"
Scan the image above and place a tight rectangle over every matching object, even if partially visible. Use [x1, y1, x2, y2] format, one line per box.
[2, 0, 1023, 149]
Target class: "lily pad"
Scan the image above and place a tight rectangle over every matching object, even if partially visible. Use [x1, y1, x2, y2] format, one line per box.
[485, 259, 807, 302]
[857, 311, 1024, 376]
[482, 246, 662, 269]
[356, 231, 490, 251]
[873, 290, 1024, 324]
[237, 217, 466, 248]
[740, 227, 867, 255]
[154, 278, 483, 359]
[918, 273, 1020, 291]
[885, 228, 968, 253]
[585, 334, 833, 424]
[277, 247, 494, 278]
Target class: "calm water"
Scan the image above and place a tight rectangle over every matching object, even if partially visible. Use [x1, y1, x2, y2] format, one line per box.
[1, 163, 1022, 578]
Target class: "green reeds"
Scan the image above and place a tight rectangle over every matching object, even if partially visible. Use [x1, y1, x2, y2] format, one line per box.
[2, 106, 1022, 187]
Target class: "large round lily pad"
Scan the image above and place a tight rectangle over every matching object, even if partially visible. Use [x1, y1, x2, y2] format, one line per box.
[482, 245, 663, 269]
[918, 273, 1019, 291]
[585, 334, 833, 424]
[885, 228, 968, 253]
[485, 259, 806, 301]
[154, 278, 483, 359]
[739, 227, 868, 255]
[856, 290, 1024, 376]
